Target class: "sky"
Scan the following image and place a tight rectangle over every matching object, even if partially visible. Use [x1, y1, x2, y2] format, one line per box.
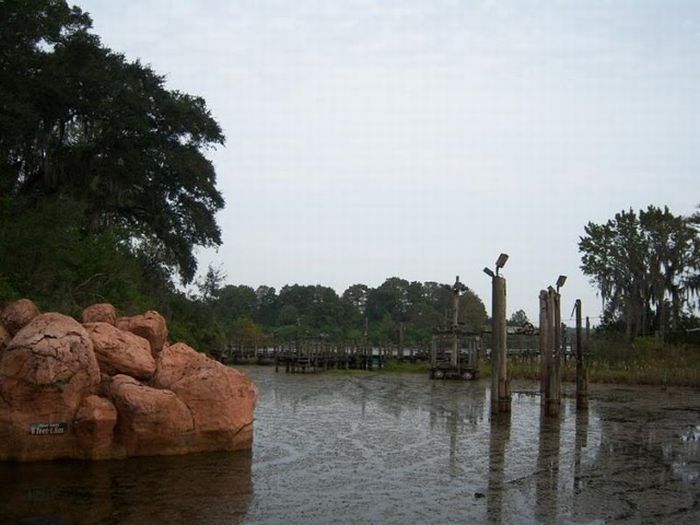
[78, 0, 700, 324]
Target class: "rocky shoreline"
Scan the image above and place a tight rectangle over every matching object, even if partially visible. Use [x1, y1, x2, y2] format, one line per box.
[0, 300, 257, 461]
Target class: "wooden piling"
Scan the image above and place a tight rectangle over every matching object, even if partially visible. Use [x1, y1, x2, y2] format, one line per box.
[491, 275, 510, 414]
[540, 288, 560, 417]
[539, 290, 549, 398]
[451, 282, 460, 369]
[575, 299, 589, 410]
[552, 288, 562, 411]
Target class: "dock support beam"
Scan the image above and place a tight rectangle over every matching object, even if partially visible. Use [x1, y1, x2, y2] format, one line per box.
[491, 275, 510, 414]
[540, 287, 561, 416]
[575, 299, 589, 410]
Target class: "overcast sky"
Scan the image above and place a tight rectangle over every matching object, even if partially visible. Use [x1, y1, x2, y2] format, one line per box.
[79, 0, 700, 324]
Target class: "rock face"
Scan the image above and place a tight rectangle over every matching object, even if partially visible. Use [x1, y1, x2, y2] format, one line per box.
[109, 375, 194, 457]
[154, 343, 258, 452]
[0, 313, 100, 461]
[84, 322, 156, 380]
[74, 395, 119, 460]
[116, 310, 168, 356]
[1, 298, 40, 336]
[0, 303, 257, 462]
[82, 303, 118, 325]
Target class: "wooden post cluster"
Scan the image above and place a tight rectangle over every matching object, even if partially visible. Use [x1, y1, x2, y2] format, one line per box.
[491, 275, 510, 414]
[539, 287, 561, 416]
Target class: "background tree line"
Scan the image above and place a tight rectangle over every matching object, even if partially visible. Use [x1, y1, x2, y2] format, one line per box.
[198, 272, 488, 354]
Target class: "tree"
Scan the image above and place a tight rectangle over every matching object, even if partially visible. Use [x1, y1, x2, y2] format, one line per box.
[214, 284, 257, 322]
[366, 277, 410, 322]
[1, 1, 224, 284]
[459, 288, 488, 331]
[254, 285, 278, 326]
[196, 264, 226, 303]
[579, 206, 700, 338]
[509, 310, 529, 326]
[341, 284, 369, 316]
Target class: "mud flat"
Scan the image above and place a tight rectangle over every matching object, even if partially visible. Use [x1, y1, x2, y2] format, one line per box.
[1, 366, 698, 524]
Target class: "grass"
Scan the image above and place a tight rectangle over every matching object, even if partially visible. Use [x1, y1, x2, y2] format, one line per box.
[480, 340, 700, 387]
[320, 340, 700, 386]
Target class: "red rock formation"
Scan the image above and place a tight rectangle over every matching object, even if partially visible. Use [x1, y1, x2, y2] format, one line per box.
[74, 395, 120, 460]
[84, 322, 156, 380]
[0, 306, 257, 462]
[0, 313, 100, 461]
[1, 298, 40, 336]
[115, 310, 168, 356]
[153, 342, 258, 451]
[82, 303, 118, 325]
[109, 374, 193, 457]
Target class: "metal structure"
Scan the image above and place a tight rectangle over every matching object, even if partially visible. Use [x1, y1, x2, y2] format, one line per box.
[429, 276, 480, 380]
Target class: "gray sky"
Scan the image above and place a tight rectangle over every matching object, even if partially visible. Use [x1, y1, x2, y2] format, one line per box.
[79, 0, 700, 324]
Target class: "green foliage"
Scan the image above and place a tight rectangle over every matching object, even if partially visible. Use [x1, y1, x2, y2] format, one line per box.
[580, 205, 700, 338]
[509, 309, 529, 326]
[0, 196, 149, 314]
[1, 0, 224, 283]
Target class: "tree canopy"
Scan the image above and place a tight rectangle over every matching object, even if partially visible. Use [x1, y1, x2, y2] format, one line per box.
[1, 0, 224, 284]
[579, 205, 700, 338]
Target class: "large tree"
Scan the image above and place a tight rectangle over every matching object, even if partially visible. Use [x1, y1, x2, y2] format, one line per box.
[1, 0, 224, 283]
[579, 206, 700, 338]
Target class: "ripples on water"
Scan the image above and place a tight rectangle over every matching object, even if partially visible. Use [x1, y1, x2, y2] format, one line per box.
[0, 367, 698, 524]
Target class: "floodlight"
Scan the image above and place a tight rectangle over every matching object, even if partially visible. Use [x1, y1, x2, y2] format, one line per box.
[495, 253, 509, 269]
[483, 267, 495, 278]
[556, 275, 567, 290]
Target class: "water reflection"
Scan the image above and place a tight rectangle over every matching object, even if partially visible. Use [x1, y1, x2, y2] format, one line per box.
[0, 451, 252, 524]
[574, 409, 589, 496]
[535, 412, 562, 524]
[487, 413, 510, 524]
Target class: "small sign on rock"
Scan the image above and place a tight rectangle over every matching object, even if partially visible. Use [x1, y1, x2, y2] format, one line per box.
[29, 422, 68, 435]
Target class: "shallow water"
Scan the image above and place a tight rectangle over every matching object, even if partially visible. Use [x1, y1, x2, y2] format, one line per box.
[1, 366, 698, 524]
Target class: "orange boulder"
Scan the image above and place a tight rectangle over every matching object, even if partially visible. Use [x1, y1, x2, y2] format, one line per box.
[82, 303, 118, 325]
[84, 322, 156, 380]
[0, 313, 100, 461]
[74, 395, 120, 460]
[109, 374, 194, 457]
[1, 298, 40, 336]
[115, 310, 168, 356]
[153, 342, 258, 451]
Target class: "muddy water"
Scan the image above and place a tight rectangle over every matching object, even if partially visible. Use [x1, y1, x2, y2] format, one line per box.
[0, 367, 698, 524]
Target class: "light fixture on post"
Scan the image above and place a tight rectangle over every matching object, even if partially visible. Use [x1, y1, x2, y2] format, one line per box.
[495, 253, 509, 275]
[483, 267, 495, 278]
[556, 275, 567, 293]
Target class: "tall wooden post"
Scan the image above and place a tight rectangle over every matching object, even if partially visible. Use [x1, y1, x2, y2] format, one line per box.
[540, 286, 561, 416]
[539, 290, 549, 397]
[575, 300, 589, 409]
[540, 288, 560, 417]
[491, 275, 509, 414]
[451, 281, 460, 368]
[552, 287, 562, 411]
